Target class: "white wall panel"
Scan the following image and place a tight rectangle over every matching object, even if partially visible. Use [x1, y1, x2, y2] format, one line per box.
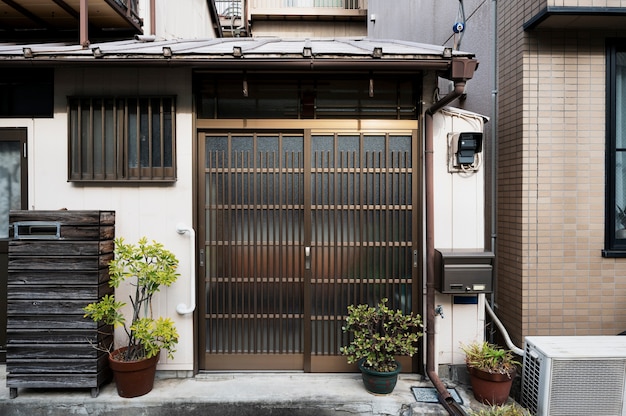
[431, 107, 488, 366]
[2, 67, 196, 371]
[151, 0, 216, 39]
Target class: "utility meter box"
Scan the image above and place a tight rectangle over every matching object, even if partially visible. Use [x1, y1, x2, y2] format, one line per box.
[435, 249, 494, 294]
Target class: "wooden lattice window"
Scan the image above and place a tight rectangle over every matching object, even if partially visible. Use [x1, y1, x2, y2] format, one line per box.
[68, 96, 176, 182]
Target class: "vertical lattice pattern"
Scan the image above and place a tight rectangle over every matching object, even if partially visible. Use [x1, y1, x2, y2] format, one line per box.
[309, 133, 413, 356]
[202, 131, 415, 370]
[205, 133, 304, 357]
[520, 342, 541, 415]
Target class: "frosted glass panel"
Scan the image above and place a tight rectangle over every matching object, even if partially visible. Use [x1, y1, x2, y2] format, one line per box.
[616, 52, 626, 237]
[0, 141, 21, 238]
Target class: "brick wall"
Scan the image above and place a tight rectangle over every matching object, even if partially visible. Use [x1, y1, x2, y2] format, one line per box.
[496, 1, 626, 346]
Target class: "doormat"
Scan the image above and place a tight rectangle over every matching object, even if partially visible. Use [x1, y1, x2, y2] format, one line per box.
[411, 386, 463, 404]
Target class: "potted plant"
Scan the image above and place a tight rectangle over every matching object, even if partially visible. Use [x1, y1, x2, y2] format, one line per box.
[340, 298, 423, 394]
[460, 341, 520, 406]
[83, 236, 180, 398]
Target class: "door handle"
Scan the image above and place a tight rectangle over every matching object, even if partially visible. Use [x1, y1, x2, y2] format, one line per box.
[305, 246, 311, 270]
[175, 223, 196, 315]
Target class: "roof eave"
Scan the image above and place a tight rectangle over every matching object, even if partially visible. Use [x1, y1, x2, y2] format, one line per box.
[1, 55, 477, 77]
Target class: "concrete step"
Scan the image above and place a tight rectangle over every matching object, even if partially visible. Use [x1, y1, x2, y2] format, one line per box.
[1, 365, 483, 416]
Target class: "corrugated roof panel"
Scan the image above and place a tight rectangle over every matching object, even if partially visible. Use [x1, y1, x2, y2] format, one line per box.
[0, 37, 475, 62]
[246, 39, 308, 55]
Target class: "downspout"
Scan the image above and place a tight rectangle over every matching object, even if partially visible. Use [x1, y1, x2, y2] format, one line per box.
[489, 0, 498, 342]
[425, 82, 467, 416]
[485, 0, 524, 360]
[425, 57, 477, 416]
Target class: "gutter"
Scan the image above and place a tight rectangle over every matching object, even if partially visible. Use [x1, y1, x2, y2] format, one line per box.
[0, 56, 456, 72]
[424, 58, 478, 416]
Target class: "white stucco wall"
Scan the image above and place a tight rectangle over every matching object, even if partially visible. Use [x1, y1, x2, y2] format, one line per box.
[0, 66, 196, 372]
[139, 0, 217, 40]
[431, 107, 488, 367]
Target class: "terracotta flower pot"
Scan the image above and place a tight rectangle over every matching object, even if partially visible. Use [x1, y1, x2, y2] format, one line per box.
[108, 347, 160, 398]
[467, 366, 515, 405]
[358, 359, 402, 395]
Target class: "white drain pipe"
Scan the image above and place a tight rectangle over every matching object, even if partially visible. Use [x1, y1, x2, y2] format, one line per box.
[485, 301, 524, 356]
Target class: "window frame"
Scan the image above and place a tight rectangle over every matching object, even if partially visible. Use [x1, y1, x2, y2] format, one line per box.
[194, 73, 420, 120]
[604, 40, 626, 256]
[67, 96, 176, 183]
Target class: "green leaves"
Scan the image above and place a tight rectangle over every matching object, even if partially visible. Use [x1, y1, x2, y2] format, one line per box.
[470, 403, 531, 416]
[131, 317, 179, 359]
[341, 298, 423, 373]
[83, 237, 180, 362]
[108, 236, 180, 294]
[460, 341, 519, 376]
[83, 294, 126, 327]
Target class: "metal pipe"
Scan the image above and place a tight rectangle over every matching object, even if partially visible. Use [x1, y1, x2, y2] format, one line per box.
[425, 81, 468, 416]
[80, 0, 89, 48]
[485, 301, 524, 356]
[135, 34, 157, 42]
[489, 0, 499, 342]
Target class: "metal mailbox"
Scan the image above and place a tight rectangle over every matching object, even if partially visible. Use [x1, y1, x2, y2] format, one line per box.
[434, 249, 494, 294]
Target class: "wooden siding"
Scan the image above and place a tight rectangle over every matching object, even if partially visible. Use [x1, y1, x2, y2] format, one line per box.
[6, 210, 114, 398]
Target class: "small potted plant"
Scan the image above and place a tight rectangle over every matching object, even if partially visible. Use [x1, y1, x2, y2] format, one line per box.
[83, 236, 180, 398]
[340, 298, 423, 394]
[460, 341, 520, 405]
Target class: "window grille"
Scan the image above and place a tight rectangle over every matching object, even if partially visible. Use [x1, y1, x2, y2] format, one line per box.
[68, 96, 176, 182]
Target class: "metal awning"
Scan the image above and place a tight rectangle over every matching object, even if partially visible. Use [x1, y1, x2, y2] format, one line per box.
[0, 37, 478, 79]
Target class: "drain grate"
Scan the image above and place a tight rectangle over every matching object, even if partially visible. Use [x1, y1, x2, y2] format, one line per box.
[411, 387, 463, 404]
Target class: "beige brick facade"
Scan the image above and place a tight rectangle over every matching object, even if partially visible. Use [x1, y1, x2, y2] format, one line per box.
[496, 2, 626, 346]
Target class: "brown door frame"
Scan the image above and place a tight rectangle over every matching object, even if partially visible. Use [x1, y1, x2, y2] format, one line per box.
[195, 120, 421, 373]
[302, 130, 312, 372]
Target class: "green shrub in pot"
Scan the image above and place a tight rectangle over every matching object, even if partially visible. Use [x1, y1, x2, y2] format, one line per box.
[84, 236, 180, 362]
[341, 298, 423, 373]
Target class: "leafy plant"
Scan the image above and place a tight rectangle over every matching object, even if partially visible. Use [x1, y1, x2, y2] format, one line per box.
[470, 403, 531, 416]
[340, 298, 423, 372]
[84, 237, 180, 362]
[460, 341, 519, 378]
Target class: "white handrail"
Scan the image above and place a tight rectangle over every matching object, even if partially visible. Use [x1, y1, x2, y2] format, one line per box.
[175, 223, 196, 315]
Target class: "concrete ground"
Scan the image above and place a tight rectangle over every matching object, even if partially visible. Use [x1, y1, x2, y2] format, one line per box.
[0, 365, 491, 416]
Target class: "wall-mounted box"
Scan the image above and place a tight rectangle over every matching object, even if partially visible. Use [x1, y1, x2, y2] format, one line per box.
[435, 249, 494, 294]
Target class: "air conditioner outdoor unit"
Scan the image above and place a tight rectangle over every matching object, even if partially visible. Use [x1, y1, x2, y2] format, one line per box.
[521, 336, 626, 416]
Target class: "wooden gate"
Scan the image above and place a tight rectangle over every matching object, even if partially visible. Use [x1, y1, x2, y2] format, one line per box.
[198, 128, 420, 372]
